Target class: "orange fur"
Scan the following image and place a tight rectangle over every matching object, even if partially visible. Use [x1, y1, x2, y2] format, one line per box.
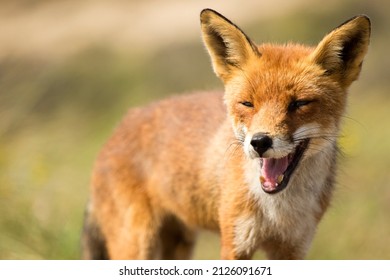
[82, 9, 370, 259]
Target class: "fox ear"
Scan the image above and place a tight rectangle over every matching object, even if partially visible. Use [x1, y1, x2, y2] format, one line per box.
[311, 15, 371, 88]
[200, 9, 260, 82]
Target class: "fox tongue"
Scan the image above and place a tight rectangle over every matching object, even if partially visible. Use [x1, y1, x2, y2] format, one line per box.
[260, 156, 289, 189]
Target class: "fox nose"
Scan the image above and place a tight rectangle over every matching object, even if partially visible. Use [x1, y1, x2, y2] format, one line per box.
[250, 133, 273, 157]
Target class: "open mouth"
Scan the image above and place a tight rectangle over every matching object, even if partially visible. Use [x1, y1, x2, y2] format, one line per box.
[260, 139, 310, 194]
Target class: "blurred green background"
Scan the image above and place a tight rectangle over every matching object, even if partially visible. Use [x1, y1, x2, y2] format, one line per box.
[0, 0, 389, 259]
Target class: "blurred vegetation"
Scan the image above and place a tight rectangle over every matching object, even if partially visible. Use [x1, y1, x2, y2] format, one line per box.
[0, 0, 389, 259]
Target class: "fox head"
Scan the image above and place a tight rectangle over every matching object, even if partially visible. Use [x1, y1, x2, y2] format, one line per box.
[200, 9, 370, 193]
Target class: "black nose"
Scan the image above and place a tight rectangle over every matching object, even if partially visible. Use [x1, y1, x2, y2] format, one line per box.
[250, 133, 273, 157]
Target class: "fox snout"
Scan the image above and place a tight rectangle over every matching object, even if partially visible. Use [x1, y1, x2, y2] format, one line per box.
[246, 131, 311, 193]
[250, 133, 273, 157]
[246, 132, 292, 159]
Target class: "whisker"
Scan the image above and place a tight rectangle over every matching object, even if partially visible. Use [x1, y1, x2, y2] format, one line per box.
[293, 134, 339, 143]
[224, 138, 244, 160]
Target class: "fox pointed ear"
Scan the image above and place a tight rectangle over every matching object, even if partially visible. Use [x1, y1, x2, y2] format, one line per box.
[200, 9, 260, 82]
[311, 15, 371, 88]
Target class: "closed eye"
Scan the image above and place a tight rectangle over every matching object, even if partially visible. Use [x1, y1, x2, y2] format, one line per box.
[288, 100, 314, 112]
[241, 101, 254, 107]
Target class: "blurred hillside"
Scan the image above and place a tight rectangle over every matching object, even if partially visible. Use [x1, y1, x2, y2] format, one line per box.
[0, 0, 389, 259]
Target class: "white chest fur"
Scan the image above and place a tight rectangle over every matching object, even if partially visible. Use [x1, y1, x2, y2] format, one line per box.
[234, 144, 335, 255]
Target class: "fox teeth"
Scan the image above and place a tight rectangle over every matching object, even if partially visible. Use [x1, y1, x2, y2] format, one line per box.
[260, 175, 284, 185]
[277, 174, 284, 184]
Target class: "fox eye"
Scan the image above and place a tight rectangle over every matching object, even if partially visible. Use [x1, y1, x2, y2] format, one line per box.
[288, 100, 313, 112]
[241, 101, 254, 108]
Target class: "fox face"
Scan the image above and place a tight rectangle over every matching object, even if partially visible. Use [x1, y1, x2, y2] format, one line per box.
[226, 48, 345, 194]
[201, 10, 370, 194]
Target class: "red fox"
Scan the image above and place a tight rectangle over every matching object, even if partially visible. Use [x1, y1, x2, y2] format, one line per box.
[82, 9, 370, 259]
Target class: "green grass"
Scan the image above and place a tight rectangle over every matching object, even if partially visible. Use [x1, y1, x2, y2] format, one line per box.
[1, 0, 389, 259]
